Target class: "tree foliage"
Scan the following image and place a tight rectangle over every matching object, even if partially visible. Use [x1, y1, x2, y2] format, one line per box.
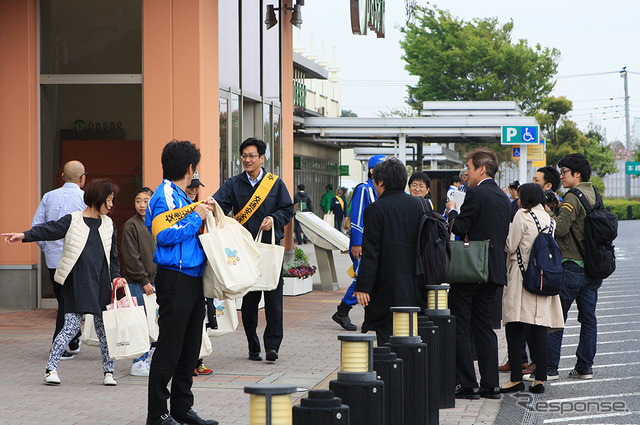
[340, 109, 358, 117]
[400, 5, 560, 113]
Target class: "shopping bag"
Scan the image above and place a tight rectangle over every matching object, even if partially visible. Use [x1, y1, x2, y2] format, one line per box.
[143, 293, 160, 342]
[323, 211, 334, 226]
[199, 203, 261, 294]
[203, 260, 249, 299]
[81, 314, 100, 347]
[102, 284, 150, 360]
[199, 322, 212, 358]
[445, 236, 490, 284]
[251, 221, 285, 292]
[207, 298, 239, 337]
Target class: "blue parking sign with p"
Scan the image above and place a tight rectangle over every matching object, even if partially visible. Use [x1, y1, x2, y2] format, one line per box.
[502, 126, 539, 145]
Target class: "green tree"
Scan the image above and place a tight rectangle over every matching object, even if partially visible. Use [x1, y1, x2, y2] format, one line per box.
[340, 109, 358, 117]
[537, 96, 573, 144]
[583, 124, 617, 177]
[400, 5, 560, 113]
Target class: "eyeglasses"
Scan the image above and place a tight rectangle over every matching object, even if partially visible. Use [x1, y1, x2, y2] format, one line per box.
[410, 183, 427, 189]
[559, 168, 572, 175]
[241, 153, 260, 159]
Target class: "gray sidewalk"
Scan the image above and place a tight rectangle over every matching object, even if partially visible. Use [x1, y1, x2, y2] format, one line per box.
[0, 243, 507, 425]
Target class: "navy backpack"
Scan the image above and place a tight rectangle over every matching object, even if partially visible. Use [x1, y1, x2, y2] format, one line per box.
[516, 211, 563, 296]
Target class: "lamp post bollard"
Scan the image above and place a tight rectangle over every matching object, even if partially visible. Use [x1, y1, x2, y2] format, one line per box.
[292, 389, 349, 425]
[424, 285, 456, 408]
[373, 346, 404, 425]
[387, 306, 431, 425]
[417, 315, 439, 425]
[244, 384, 297, 425]
[329, 335, 384, 425]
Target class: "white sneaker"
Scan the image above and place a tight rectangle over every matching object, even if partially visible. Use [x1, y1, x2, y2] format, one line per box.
[44, 370, 61, 385]
[131, 360, 150, 377]
[145, 347, 155, 366]
[103, 373, 117, 386]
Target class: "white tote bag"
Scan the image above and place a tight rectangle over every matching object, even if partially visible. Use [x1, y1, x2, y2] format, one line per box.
[143, 293, 160, 342]
[251, 223, 284, 292]
[199, 322, 213, 358]
[199, 204, 261, 294]
[103, 284, 150, 360]
[81, 314, 101, 347]
[207, 298, 239, 337]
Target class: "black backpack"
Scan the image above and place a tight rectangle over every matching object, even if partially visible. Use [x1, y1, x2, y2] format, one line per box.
[516, 211, 563, 296]
[568, 187, 617, 279]
[415, 197, 451, 287]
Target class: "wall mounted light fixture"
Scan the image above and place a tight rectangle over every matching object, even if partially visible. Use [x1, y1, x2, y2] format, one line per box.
[265, 1, 303, 30]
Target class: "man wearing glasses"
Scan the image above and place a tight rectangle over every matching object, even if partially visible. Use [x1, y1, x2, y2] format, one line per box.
[214, 137, 294, 362]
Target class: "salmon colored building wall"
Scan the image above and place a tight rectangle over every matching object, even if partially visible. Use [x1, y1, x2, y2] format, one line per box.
[0, 0, 39, 266]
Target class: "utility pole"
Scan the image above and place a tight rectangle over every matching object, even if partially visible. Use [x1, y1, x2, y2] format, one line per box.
[622, 67, 631, 197]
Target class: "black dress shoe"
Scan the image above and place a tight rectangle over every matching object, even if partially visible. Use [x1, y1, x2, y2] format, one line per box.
[455, 386, 480, 400]
[265, 349, 279, 362]
[146, 413, 180, 425]
[174, 409, 218, 425]
[248, 351, 262, 361]
[479, 387, 502, 399]
[529, 383, 545, 394]
[500, 382, 525, 393]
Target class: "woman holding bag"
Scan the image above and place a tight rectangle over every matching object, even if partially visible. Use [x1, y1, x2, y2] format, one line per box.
[2, 179, 126, 386]
[501, 183, 564, 394]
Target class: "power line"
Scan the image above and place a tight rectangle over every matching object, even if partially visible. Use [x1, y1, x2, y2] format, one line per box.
[556, 71, 621, 79]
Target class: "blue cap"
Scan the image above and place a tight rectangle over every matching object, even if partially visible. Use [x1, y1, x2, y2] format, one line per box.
[368, 154, 385, 170]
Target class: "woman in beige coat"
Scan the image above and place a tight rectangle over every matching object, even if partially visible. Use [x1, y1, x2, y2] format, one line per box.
[501, 183, 564, 394]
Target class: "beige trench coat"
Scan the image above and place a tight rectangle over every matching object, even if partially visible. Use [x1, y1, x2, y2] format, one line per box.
[503, 205, 564, 329]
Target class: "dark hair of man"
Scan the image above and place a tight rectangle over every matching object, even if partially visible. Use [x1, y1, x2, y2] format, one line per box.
[451, 175, 461, 184]
[468, 148, 499, 178]
[135, 187, 154, 199]
[558, 153, 591, 182]
[84, 179, 120, 210]
[161, 140, 201, 181]
[297, 184, 305, 191]
[239, 137, 266, 156]
[537, 166, 561, 192]
[372, 157, 408, 191]
[518, 183, 545, 211]
[409, 171, 431, 188]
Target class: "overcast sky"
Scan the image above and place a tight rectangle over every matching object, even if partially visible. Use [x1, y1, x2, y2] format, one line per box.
[298, 0, 640, 144]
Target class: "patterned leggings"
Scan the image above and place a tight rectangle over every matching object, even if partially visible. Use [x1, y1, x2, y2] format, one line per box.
[47, 313, 114, 373]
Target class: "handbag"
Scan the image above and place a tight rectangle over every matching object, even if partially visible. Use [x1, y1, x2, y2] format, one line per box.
[81, 315, 101, 347]
[102, 284, 150, 360]
[143, 293, 160, 342]
[323, 211, 334, 226]
[199, 203, 261, 295]
[207, 298, 239, 337]
[445, 235, 490, 283]
[251, 220, 285, 292]
[199, 322, 213, 358]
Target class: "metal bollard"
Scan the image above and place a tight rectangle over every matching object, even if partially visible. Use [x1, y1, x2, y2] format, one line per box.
[293, 389, 349, 425]
[373, 346, 404, 425]
[424, 285, 456, 408]
[244, 384, 297, 425]
[417, 315, 439, 425]
[388, 306, 431, 425]
[329, 335, 384, 425]
[627, 205, 632, 220]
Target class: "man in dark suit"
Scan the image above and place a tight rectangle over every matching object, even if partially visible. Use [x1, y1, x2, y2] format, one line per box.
[354, 157, 424, 344]
[445, 148, 511, 400]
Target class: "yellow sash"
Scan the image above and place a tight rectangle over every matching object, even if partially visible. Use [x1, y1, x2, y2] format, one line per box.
[151, 200, 203, 238]
[335, 196, 344, 211]
[234, 172, 278, 225]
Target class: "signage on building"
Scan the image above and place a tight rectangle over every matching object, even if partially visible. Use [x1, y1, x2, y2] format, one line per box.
[351, 0, 385, 38]
[339, 165, 349, 176]
[294, 156, 301, 170]
[625, 161, 640, 175]
[501, 126, 539, 145]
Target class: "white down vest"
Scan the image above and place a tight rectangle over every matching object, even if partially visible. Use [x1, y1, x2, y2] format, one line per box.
[54, 211, 114, 284]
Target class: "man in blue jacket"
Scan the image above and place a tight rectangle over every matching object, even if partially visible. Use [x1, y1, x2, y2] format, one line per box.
[145, 140, 217, 425]
[214, 137, 294, 362]
[331, 154, 384, 331]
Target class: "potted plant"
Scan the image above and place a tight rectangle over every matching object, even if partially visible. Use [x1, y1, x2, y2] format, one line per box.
[282, 247, 316, 296]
